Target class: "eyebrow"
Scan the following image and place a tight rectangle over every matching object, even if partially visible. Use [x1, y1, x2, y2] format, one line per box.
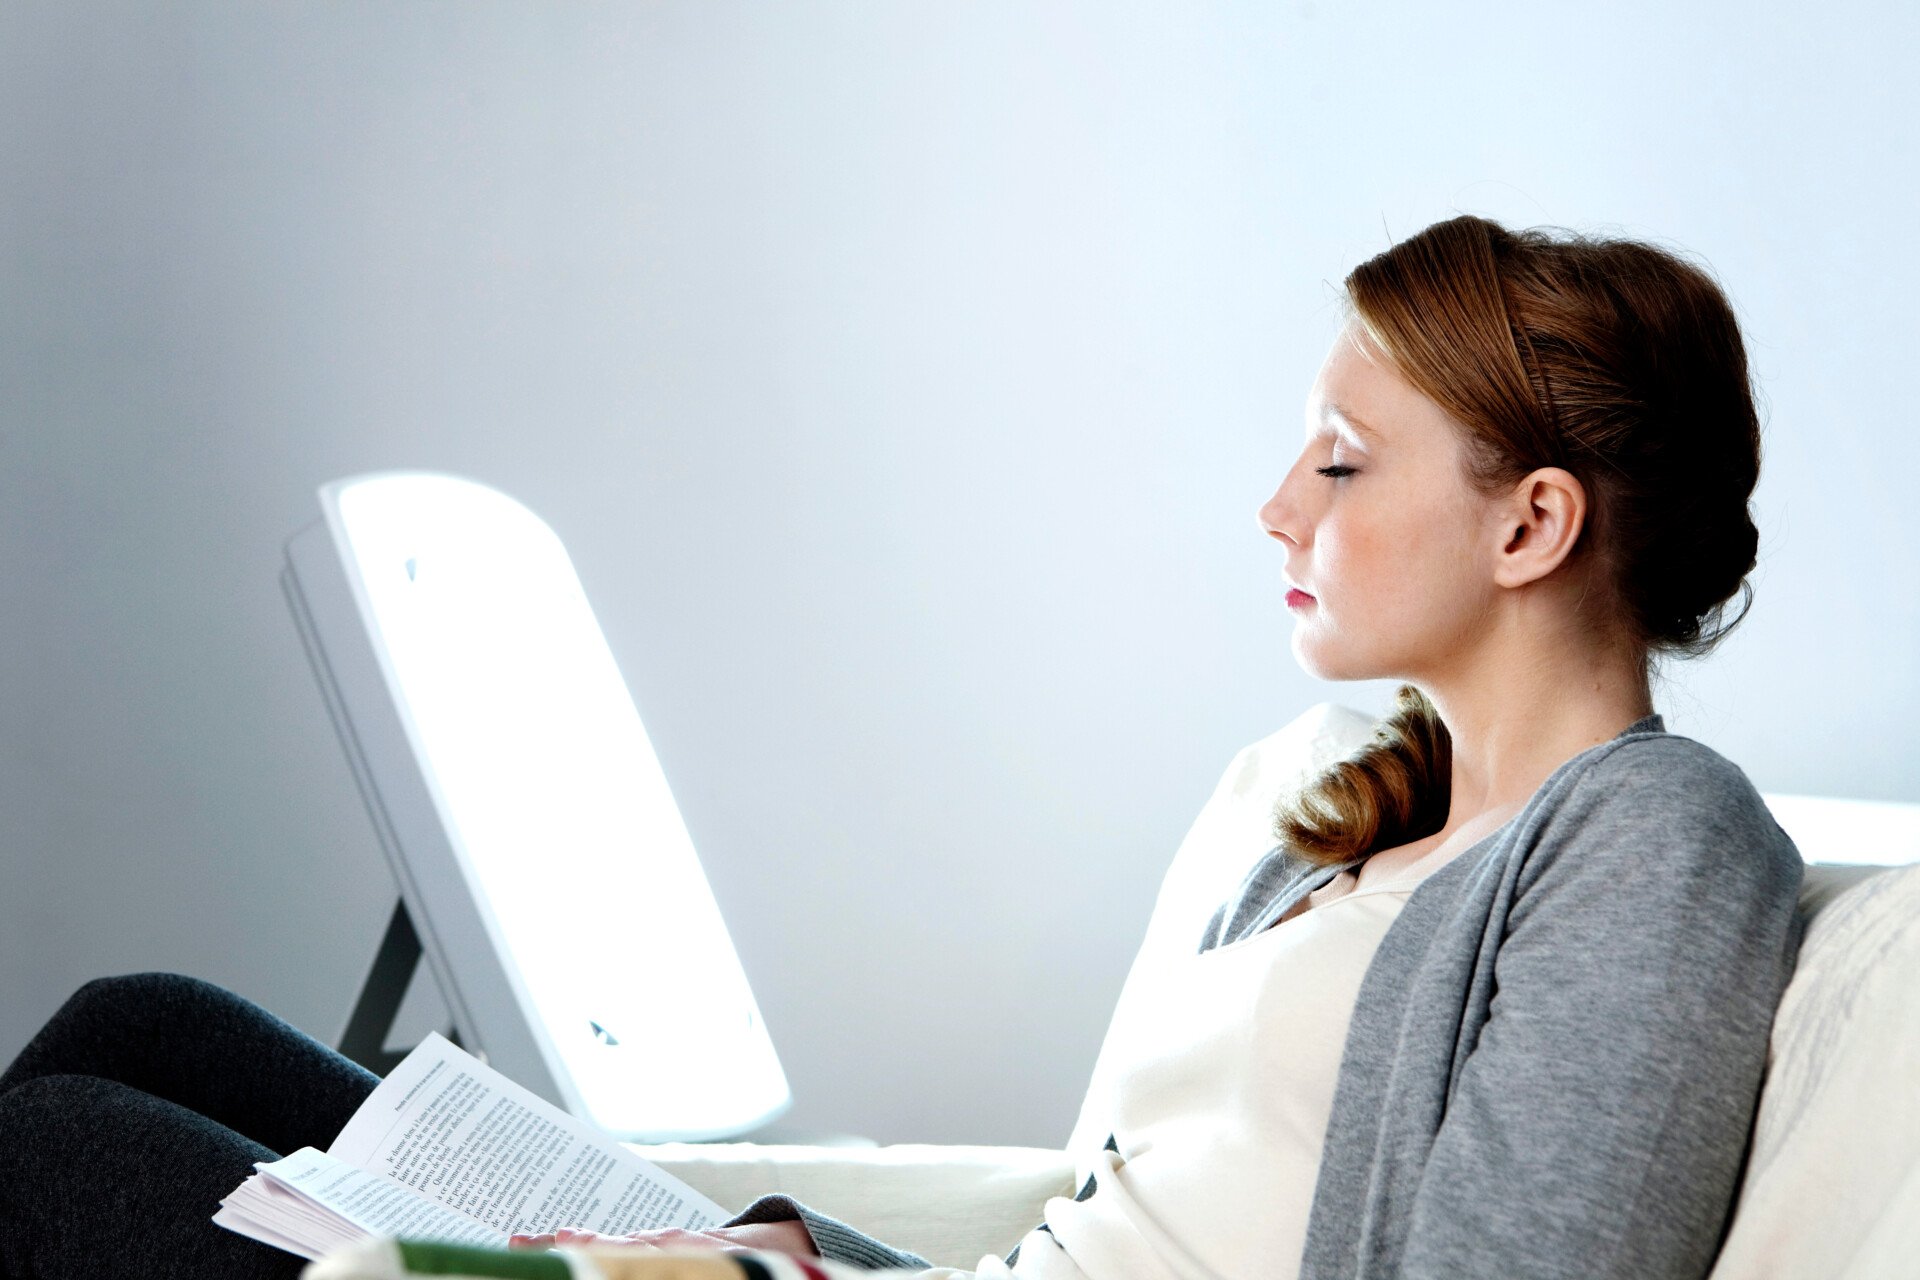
[1322, 402, 1382, 443]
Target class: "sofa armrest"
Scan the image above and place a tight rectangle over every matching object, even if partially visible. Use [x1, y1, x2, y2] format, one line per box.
[625, 1142, 1076, 1269]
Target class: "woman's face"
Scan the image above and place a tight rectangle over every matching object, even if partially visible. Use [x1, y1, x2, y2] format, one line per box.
[1258, 324, 1509, 684]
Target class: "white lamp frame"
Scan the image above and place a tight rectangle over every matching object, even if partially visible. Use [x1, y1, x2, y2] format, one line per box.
[282, 471, 790, 1141]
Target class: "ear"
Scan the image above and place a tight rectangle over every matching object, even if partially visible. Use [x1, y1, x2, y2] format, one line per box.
[1491, 467, 1587, 588]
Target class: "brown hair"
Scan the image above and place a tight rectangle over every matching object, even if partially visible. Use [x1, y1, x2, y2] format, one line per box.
[1277, 214, 1762, 866]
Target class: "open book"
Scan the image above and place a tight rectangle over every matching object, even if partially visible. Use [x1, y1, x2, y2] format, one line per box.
[214, 1033, 729, 1261]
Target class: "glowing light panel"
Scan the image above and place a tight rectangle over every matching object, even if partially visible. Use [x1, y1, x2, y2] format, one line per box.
[313, 472, 788, 1138]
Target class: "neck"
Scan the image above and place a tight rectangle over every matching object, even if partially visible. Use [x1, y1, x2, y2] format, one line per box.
[1416, 618, 1653, 837]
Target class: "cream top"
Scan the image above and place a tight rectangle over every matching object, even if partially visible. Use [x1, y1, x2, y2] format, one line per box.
[980, 871, 1428, 1280]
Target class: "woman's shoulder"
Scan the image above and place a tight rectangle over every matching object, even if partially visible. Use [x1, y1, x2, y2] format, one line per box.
[1520, 725, 1803, 891]
[1547, 725, 1768, 821]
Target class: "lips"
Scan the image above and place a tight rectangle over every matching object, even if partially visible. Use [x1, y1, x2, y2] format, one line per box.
[1286, 588, 1316, 609]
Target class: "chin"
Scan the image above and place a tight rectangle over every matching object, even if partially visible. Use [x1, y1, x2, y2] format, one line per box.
[1290, 631, 1344, 681]
[1290, 626, 1387, 684]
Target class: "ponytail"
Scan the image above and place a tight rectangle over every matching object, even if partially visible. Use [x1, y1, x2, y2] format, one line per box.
[1275, 685, 1452, 867]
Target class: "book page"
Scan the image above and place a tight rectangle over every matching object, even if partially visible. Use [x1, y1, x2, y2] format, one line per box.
[219, 1147, 503, 1258]
[329, 1033, 728, 1236]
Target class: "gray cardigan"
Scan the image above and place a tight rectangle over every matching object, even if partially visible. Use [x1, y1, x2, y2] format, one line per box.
[730, 715, 1806, 1278]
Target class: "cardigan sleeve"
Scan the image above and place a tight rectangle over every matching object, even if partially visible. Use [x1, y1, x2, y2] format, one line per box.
[1394, 738, 1804, 1279]
[723, 1194, 933, 1272]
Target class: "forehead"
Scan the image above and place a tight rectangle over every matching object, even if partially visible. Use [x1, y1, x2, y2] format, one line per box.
[1305, 326, 1458, 452]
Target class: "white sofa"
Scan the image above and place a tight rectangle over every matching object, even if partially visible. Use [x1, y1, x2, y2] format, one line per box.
[631, 704, 1920, 1278]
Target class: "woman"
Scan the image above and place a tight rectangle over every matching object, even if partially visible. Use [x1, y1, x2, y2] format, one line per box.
[0, 214, 1802, 1280]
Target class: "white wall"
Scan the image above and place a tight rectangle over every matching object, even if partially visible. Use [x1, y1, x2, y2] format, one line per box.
[2, 1, 1914, 1148]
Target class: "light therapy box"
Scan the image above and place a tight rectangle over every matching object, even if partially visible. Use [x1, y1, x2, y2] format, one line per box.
[282, 472, 790, 1141]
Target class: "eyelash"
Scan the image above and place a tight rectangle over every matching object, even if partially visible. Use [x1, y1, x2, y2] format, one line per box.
[1315, 465, 1357, 479]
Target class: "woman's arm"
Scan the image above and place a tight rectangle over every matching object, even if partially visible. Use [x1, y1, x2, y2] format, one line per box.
[1396, 739, 1803, 1279]
[510, 1222, 816, 1255]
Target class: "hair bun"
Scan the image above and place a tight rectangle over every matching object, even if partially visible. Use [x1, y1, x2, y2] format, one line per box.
[1638, 502, 1759, 650]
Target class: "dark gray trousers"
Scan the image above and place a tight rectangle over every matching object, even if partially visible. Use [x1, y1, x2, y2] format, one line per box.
[0, 972, 380, 1279]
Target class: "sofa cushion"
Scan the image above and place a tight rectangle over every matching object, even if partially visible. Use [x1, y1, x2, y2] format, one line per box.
[1709, 862, 1920, 1279]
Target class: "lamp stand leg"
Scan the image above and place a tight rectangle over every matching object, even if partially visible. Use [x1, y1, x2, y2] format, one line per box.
[339, 899, 463, 1075]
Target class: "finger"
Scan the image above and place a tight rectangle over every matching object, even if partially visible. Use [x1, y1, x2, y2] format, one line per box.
[635, 1231, 727, 1252]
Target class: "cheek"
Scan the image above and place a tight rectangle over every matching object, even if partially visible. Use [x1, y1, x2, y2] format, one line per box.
[1378, 500, 1495, 644]
[1297, 494, 1487, 670]
[1288, 513, 1414, 675]
[1324, 505, 1430, 615]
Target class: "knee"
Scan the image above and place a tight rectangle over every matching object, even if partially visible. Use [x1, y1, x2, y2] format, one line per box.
[63, 971, 227, 1023]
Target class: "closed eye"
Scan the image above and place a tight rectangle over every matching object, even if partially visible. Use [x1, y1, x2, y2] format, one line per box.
[1315, 465, 1357, 479]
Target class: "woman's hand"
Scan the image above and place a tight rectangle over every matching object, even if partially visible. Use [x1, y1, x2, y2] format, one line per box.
[508, 1221, 818, 1258]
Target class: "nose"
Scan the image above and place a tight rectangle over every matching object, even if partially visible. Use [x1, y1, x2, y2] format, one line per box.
[1257, 479, 1300, 547]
